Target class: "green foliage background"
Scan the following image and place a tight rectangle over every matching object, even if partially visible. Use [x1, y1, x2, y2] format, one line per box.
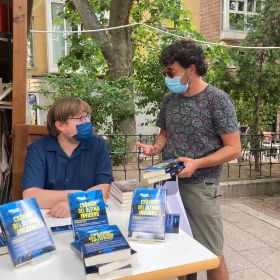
[44, 0, 280, 135]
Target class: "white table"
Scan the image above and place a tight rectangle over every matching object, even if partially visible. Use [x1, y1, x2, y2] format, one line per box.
[0, 202, 219, 280]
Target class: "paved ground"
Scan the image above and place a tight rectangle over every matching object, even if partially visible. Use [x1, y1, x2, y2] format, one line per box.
[197, 194, 280, 280]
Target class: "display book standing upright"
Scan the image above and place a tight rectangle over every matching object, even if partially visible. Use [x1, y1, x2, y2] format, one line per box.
[142, 160, 186, 234]
[0, 198, 55, 267]
[68, 190, 137, 279]
[68, 189, 109, 240]
[128, 188, 167, 241]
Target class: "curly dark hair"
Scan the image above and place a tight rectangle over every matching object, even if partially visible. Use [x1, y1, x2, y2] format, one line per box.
[160, 39, 208, 76]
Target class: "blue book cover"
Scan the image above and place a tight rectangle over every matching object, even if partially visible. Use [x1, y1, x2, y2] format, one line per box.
[71, 240, 137, 275]
[128, 188, 167, 240]
[0, 198, 56, 267]
[50, 224, 73, 234]
[144, 160, 173, 171]
[143, 160, 184, 179]
[165, 214, 180, 233]
[144, 159, 184, 171]
[68, 190, 108, 240]
[77, 224, 131, 266]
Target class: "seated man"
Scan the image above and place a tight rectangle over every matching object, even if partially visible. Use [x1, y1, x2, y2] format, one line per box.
[22, 96, 113, 218]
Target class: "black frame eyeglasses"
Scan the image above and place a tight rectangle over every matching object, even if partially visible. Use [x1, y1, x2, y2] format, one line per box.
[162, 67, 176, 78]
[68, 114, 92, 122]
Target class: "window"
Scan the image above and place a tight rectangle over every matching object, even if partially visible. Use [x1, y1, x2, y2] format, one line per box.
[27, 93, 39, 125]
[222, 0, 265, 32]
[46, 0, 81, 72]
[27, 18, 35, 68]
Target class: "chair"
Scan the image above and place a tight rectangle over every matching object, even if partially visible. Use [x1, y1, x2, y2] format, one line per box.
[11, 124, 48, 201]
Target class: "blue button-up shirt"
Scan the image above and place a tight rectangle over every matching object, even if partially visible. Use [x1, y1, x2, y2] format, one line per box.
[22, 134, 113, 191]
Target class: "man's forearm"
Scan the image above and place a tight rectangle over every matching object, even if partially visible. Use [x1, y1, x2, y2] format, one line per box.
[88, 184, 111, 199]
[195, 145, 241, 169]
[22, 188, 81, 209]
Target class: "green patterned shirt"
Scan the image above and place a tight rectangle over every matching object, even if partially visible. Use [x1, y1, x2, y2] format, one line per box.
[156, 84, 239, 184]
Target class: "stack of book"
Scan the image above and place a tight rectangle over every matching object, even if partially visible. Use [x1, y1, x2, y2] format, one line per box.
[68, 189, 137, 279]
[142, 160, 185, 184]
[109, 180, 140, 210]
[72, 225, 137, 280]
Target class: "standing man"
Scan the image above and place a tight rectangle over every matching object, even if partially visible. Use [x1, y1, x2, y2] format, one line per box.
[136, 40, 241, 280]
[22, 96, 113, 218]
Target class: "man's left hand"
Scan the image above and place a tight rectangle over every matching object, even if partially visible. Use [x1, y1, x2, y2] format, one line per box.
[176, 157, 199, 178]
[47, 201, 70, 218]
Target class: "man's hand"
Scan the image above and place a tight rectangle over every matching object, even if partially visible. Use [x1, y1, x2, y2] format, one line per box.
[47, 201, 70, 218]
[176, 157, 199, 178]
[135, 141, 157, 156]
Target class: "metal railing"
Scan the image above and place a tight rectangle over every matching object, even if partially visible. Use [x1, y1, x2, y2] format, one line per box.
[106, 133, 280, 182]
[1, 133, 279, 204]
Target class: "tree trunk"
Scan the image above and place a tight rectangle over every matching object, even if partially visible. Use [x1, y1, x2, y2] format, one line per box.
[108, 50, 136, 157]
[108, 35, 136, 138]
[108, 0, 136, 140]
[72, 0, 136, 154]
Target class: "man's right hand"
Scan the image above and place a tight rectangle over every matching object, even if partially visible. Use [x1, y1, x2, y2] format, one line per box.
[135, 141, 157, 156]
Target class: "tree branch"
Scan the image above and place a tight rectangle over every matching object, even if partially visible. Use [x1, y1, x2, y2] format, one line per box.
[72, 0, 113, 59]
[109, 0, 133, 26]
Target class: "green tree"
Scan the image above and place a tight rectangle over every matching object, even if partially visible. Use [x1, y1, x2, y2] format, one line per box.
[229, 0, 280, 170]
[47, 0, 190, 134]
[45, 0, 200, 144]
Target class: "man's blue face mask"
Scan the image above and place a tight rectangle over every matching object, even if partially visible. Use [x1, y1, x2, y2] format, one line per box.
[164, 69, 190, 94]
[73, 122, 93, 141]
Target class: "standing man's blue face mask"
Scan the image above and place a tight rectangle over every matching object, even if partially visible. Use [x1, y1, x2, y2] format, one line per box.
[164, 68, 190, 94]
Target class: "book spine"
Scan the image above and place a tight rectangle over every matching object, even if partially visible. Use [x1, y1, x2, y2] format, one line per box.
[110, 189, 132, 203]
[147, 173, 171, 184]
[142, 170, 166, 179]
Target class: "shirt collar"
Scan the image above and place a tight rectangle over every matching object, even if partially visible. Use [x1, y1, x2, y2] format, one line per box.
[45, 135, 91, 151]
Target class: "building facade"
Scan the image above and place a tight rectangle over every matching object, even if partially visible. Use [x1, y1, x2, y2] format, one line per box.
[27, 0, 279, 135]
[186, 0, 265, 44]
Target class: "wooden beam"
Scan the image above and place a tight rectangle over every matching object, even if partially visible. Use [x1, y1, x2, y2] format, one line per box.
[12, 0, 28, 126]
[11, 0, 34, 202]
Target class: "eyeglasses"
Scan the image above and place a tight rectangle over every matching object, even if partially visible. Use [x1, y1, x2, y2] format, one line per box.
[68, 114, 92, 123]
[163, 67, 189, 78]
[162, 68, 176, 78]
